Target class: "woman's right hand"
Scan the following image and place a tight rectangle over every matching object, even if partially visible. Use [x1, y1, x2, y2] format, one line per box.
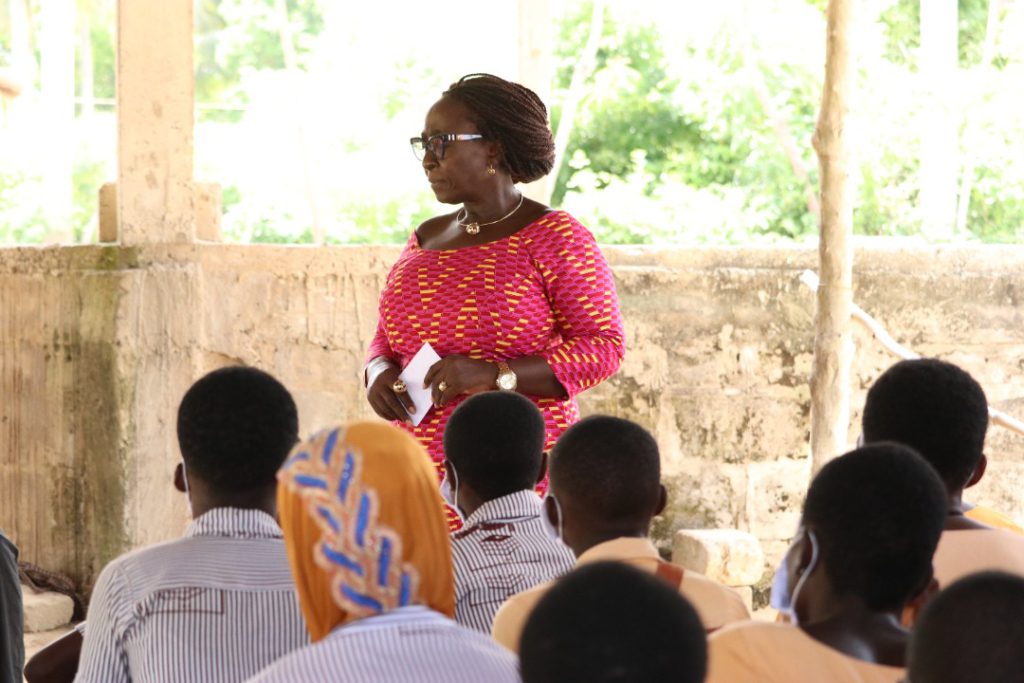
[367, 365, 416, 425]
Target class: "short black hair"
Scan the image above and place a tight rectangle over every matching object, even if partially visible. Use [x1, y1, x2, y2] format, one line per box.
[862, 358, 988, 491]
[909, 571, 1024, 683]
[443, 392, 545, 500]
[802, 442, 947, 612]
[520, 561, 707, 683]
[549, 416, 661, 523]
[176, 366, 298, 493]
[443, 73, 555, 184]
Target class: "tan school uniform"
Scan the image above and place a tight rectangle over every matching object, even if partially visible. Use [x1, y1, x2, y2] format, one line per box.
[707, 621, 905, 683]
[933, 528, 1024, 588]
[490, 537, 750, 652]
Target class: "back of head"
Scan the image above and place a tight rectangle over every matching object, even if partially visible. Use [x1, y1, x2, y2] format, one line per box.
[803, 443, 948, 612]
[176, 366, 298, 493]
[549, 415, 661, 525]
[520, 561, 707, 683]
[276, 421, 454, 641]
[908, 571, 1024, 683]
[443, 392, 545, 501]
[443, 73, 555, 183]
[862, 358, 988, 491]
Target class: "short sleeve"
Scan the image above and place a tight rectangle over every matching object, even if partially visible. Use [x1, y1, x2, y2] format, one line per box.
[73, 564, 132, 683]
[525, 214, 625, 398]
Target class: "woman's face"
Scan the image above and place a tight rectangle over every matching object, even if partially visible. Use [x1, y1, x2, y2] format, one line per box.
[419, 97, 499, 205]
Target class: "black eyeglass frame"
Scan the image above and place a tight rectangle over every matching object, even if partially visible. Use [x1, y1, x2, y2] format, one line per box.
[409, 133, 486, 161]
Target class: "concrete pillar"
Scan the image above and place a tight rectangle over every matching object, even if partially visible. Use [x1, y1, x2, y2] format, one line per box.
[116, 0, 195, 244]
[919, 0, 959, 239]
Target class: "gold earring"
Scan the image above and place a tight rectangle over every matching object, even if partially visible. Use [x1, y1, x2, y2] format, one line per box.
[487, 165, 496, 176]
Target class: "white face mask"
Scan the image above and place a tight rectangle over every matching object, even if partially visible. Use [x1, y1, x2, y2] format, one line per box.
[181, 459, 194, 517]
[440, 463, 465, 522]
[540, 494, 564, 541]
[769, 529, 819, 625]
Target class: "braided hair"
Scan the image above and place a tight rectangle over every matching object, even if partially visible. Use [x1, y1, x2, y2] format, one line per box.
[443, 73, 555, 184]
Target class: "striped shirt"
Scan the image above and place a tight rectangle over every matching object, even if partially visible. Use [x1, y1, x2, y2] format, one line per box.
[246, 605, 520, 682]
[451, 490, 575, 633]
[74, 508, 308, 683]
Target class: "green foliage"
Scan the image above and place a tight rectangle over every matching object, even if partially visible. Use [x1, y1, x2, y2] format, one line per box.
[194, 0, 325, 122]
[881, 0, 1000, 69]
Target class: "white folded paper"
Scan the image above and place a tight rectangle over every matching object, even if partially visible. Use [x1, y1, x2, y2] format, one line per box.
[398, 342, 442, 427]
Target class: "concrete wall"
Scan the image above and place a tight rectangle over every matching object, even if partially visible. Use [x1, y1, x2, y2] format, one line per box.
[2, 243, 1023, 588]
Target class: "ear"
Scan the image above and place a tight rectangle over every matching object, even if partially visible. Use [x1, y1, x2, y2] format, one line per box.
[485, 139, 505, 167]
[654, 484, 668, 516]
[174, 462, 187, 493]
[543, 495, 560, 527]
[902, 572, 940, 628]
[443, 458, 453, 480]
[536, 452, 548, 486]
[965, 453, 987, 489]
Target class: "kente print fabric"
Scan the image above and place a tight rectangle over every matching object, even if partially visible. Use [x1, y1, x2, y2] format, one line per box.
[279, 428, 419, 618]
[367, 210, 626, 473]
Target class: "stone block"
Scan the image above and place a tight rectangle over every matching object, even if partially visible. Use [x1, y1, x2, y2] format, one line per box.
[23, 588, 74, 633]
[673, 529, 765, 586]
[98, 183, 118, 242]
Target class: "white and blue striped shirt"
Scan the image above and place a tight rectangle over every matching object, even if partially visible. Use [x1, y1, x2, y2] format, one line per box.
[451, 490, 576, 634]
[246, 605, 520, 682]
[74, 508, 308, 683]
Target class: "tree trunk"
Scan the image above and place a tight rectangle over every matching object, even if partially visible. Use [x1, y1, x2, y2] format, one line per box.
[810, 0, 855, 473]
[919, 0, 959, 239]
[274, 0, 325, 244]
[955, 0, 1004, 234]
[10, 0, 36, 84]
[517, 0, 554, 203]
[79, 15, 95, 119]
[544, 0, 605, 206]
[40, 0, 77, 242]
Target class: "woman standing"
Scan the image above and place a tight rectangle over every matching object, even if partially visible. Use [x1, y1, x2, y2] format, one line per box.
[364, 74, 625, 519]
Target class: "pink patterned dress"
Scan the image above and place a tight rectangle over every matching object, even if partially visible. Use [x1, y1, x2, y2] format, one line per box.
[367, 210, 625, 516]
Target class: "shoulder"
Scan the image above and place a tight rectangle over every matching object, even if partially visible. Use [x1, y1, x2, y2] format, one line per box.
[491, 579, 553, 650]
[680, 570, 752, 629]
[520, 210, 596, 248]
[415, 212, 457, 243]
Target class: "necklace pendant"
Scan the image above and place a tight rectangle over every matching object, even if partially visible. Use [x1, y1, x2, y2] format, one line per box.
[464, 222, 480, 235]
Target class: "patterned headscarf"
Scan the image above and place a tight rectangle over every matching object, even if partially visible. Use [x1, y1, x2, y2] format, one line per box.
[277, 421, 455, 642]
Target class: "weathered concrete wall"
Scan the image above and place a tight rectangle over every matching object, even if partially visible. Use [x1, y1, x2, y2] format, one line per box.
[2, 243, 1023, 588]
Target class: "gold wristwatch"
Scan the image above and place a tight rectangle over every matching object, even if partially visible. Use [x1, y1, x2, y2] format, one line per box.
[495, 361, 517, 391]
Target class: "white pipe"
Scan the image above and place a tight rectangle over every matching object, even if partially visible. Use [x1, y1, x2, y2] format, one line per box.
[800, 270, 1024, 437]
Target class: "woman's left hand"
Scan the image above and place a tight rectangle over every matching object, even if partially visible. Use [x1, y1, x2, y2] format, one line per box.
[423, 355, 499, 408]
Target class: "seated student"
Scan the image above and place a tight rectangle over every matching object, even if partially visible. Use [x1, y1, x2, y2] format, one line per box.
[247, 422, 519, 683]
[519, 561, 707, 683]
[24, 624, 84, 683]
[707, 443, 947, 683]
[906, 571, 1024, 683]
[0, 529, 22, 683]
[445, 392, 575, 633]
[491, 415, 749, 652]
[862, 358, 1024, 586]
[75, 367, 308, 683]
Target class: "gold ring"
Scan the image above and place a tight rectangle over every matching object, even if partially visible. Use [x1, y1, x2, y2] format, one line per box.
[391, 379, 407, 394]
[438, 380, 449, 392]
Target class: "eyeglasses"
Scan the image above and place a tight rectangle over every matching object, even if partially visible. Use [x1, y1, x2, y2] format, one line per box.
[409, 133, 485, 161]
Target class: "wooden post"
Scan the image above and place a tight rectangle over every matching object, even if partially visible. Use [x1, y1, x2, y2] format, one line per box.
[809, 0, 855, 472]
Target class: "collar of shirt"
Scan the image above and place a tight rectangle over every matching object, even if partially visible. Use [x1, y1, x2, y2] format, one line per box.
[576, 537, 660, 566]
[184, 507, 283, 540]
[329, 605, 451, 637]
[463, 490, 543, 528]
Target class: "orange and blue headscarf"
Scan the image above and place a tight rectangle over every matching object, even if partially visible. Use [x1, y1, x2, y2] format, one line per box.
[277, 420, 455, 641]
